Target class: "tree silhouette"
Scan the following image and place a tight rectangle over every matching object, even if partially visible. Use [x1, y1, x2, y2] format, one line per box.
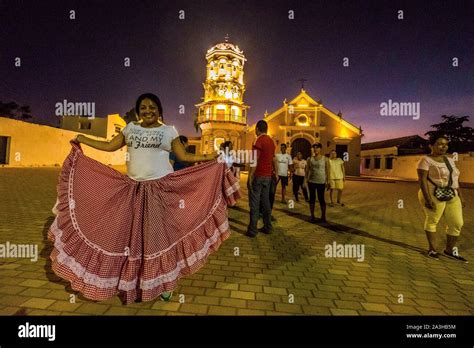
[425, 115, 473, 153]
[0, 101, 32, 119]
[18, 105, 32, 119]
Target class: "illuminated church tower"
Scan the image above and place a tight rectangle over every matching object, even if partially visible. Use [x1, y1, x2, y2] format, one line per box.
[195, 36, 249, 153]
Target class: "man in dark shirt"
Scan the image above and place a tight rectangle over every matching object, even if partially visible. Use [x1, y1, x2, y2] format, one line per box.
[246, 120, 277, 237]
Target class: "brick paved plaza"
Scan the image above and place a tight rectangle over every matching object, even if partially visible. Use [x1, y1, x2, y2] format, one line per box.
[0, 167, 472, 316]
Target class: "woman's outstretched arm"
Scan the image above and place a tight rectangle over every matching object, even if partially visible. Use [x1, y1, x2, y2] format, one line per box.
[171, 137, 217, 163]
[77, 133, 126, 152]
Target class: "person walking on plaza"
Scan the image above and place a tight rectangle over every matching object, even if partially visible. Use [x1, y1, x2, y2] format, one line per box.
[219, 141, 246, 179]
[328, 150, 345, 207]
[292, 151, 309, 202]
[247, 120, 276, 237]
[305, 143, 329, 223]
[417, 135, 467, 262]
[275, 143, 293, 204]
[49, 93, 241, 304]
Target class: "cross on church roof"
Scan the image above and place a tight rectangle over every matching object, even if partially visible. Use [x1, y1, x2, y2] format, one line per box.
[224, 34, 230, 42]
[297, 78, 307, 90]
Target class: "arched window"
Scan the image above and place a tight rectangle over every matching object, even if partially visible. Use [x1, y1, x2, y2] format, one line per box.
[295, 114, 309, 126]
[231, 106, 239, 121]
[218, 58, 227, 75]
[232, 60, 239, 77]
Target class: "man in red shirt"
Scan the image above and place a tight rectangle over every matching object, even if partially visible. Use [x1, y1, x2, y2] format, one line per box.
[246, 120, 277, 237]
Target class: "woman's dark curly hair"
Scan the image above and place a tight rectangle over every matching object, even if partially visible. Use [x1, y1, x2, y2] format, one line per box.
[135, 93, 163, 120]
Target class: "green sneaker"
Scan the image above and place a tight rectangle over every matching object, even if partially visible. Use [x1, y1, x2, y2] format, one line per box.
[160, 291, 173, 301]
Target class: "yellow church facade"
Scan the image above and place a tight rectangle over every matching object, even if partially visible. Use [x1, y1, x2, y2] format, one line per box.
[242, 89, 362, 176]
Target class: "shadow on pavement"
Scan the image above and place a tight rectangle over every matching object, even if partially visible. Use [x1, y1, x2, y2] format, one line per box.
[272, 206, 426, 255]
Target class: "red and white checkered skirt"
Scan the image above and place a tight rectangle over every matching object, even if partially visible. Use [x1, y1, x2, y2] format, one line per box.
[48, 141, 241, 304]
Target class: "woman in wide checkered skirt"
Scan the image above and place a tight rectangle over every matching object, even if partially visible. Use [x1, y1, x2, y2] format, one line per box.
[49, 93, 241, 304]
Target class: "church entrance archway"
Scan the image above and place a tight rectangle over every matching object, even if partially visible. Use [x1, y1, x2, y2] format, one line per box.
[291, 137, 311, 160]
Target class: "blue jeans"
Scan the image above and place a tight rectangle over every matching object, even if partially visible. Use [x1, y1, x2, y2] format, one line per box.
[259, 176, 276, 214]
[248, 176, 273, 235]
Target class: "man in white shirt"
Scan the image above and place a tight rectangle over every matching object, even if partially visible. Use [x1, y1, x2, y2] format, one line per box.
[275, 143, 293, 204]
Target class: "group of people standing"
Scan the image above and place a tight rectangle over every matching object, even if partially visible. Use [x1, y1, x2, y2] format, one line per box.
[245, 121, 467, 262]
[245, 120, 346, 237]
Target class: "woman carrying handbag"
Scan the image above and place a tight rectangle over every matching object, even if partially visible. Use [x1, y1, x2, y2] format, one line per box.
[417, 136, 467, 262]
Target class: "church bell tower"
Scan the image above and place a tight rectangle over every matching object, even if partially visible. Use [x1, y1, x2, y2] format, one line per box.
[195, 36, 249, 153]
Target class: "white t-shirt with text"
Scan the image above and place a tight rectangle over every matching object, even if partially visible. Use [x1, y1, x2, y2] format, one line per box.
[122, 122, 179, 181]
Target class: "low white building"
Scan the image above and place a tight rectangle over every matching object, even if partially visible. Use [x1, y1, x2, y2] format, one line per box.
[360, 135, 474, 184]
[60, 114, 125, 139]
[0, 116, 127, 167]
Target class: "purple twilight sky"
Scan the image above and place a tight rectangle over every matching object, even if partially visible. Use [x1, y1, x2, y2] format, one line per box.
[1, 0, 473, 143]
